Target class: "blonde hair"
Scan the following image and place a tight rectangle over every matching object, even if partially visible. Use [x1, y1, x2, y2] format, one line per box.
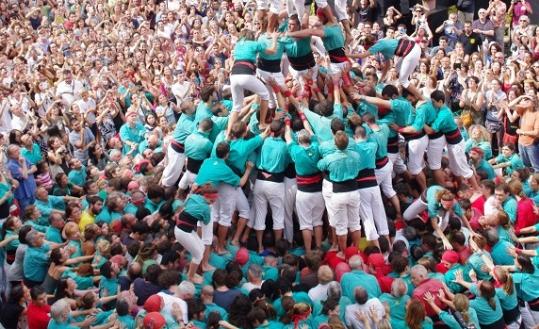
[453, 294, 471, 324]
[468, 124, 491, 143]
[63, 222, 79, 239]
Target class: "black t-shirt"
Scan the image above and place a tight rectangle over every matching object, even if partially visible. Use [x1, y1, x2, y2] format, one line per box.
[0, 302, 24, 329]
[358, 6, 377, 23]
[458, 33, 482, 55]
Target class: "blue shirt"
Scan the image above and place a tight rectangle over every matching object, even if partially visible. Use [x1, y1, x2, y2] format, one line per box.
[7, 158, 36, 201]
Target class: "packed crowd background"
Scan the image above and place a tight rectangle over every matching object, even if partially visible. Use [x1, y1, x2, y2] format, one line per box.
[1, 0, 539, 328]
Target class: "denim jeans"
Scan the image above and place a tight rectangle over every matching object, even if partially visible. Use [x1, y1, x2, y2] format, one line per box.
[519, 143, 539, 173]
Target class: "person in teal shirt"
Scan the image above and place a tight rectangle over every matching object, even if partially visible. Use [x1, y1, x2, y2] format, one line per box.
[470, 146, 497, 179]
[179, 118, 214, 190]
[66, 159, 87, 187]
[99, 261, 119, 300]
[228, 30, 277, 135]
[23, 230, 50, 284]
[340, 255, 381, 300]
[116, 300, 136, 329]
[119, 111, 145, 156]
[175, 186, 215, 284]
[20, 135, 42, 165]
[485, 228, 516, 266]
[48, 299, 95, 329]
[251, 120, 290, 251]
[495, 183, 518, 223]
[454, 277, 505, 328]
[34, 187, 68, 225]
[490, 144, 525, 176]
[424, 292, 480, 329]
[162, 101, 196, 187]
[195, 142, 245, 254]
[379, 279, 410, 329]
[356, 36, 423, 100]
[45, 212, 65, 243]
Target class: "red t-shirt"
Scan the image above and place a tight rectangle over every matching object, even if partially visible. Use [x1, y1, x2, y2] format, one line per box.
[516, 197, 538, 231]
[27, 302, 50, 329]
[412, 278, 447, 317]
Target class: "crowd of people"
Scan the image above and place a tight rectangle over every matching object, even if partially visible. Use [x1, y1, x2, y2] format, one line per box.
[0, 0, 539, 328]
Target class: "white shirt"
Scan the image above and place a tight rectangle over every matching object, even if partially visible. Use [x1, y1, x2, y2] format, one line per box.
[308, 282, 332, 303]
[157, 290, 189, 324]
[55, 79, 84, 106]
[484, 195, 499, 217]
[345, 298, 386, 329]
[75, 98, 97, 124]
[242, 281, 263, 293]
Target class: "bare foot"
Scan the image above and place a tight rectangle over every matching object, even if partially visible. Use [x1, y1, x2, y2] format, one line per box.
[328, 244, 339, 252]
[230, 240, 240, 247]
[201, 264, 215, 272]
[336, 251, 345, 260]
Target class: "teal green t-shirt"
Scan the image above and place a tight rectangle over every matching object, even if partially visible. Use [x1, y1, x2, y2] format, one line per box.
[233, 39, 265, 62]
[368, 39, 399, 60]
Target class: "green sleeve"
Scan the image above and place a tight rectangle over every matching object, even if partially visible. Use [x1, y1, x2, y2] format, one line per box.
[411, 108, 426, 132]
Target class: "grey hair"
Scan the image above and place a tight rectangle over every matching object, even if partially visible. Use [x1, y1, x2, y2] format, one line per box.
[390, 278, 408, 297]
[410, 265, 428, 279]
[178, 281, 195, 297]
[248, 264, 263, 279]
[50, 299, 70, 321]
[26, 230, 40, 246]
[201, 285, 214, 296]
[348, 255, 363, 270]
[327, 281, 342, 299]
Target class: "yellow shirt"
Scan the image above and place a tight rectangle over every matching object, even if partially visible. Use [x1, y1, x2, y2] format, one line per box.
[79, 211, 95, 232]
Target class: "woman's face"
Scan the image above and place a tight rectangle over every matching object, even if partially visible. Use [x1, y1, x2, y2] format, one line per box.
[491, 80, 501, 91]
[147, 114, 156, 125]
[471, 127, 481, 140]
[467, 78, 477, 89]
[530, 176, 539, 190]
[420, 63, 427, 72]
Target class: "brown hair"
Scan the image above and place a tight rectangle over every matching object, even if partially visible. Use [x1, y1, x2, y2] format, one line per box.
[406, 299, 426, 329]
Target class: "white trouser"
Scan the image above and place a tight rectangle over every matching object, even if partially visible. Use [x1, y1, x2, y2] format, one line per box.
[521, 304, 539, 329]
[257, 0, 281, 13]
[506, 315, 522, 329]
[358, 186, 388, 241]
[161, 144, 186, 187]
[286, 0, 307, 17]
[407, 135, 428, 175]
[230, 74, 270, 112]
[427, 135, 446, 170]
[403, 198, 427, 222]
[197, 216, 214, 246]
[175, 226, 204, 264]
[332, 190, 360, 236]
[213, 184, 249, 227]
[251, 179, 285, 231]
[296, 190, 325, 231]
[283, 177, 297, 243]
[289, 64, 319, 88]
[331, 0, 348, 21]
[178, 170, 196, 190]
[257, 69, 286, 109]
[328, 62, 348, 75]
[388, 152, 407, 175]
[447, 140, 474, 179]
[396, 43, 421, 88]
[322, 179, 335, 228]
[375, 161, 396, 198]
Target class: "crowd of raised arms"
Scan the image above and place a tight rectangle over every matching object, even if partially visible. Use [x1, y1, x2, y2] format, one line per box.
[1, 0, 539, 328]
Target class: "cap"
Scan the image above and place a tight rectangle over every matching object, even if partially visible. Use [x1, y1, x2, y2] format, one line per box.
[235, 247, 249, 265]
[470, 147, 484, 156]
[144, 295, 163, 313]
[143, 312, 166, 329]
[442, 250, 459, 264]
